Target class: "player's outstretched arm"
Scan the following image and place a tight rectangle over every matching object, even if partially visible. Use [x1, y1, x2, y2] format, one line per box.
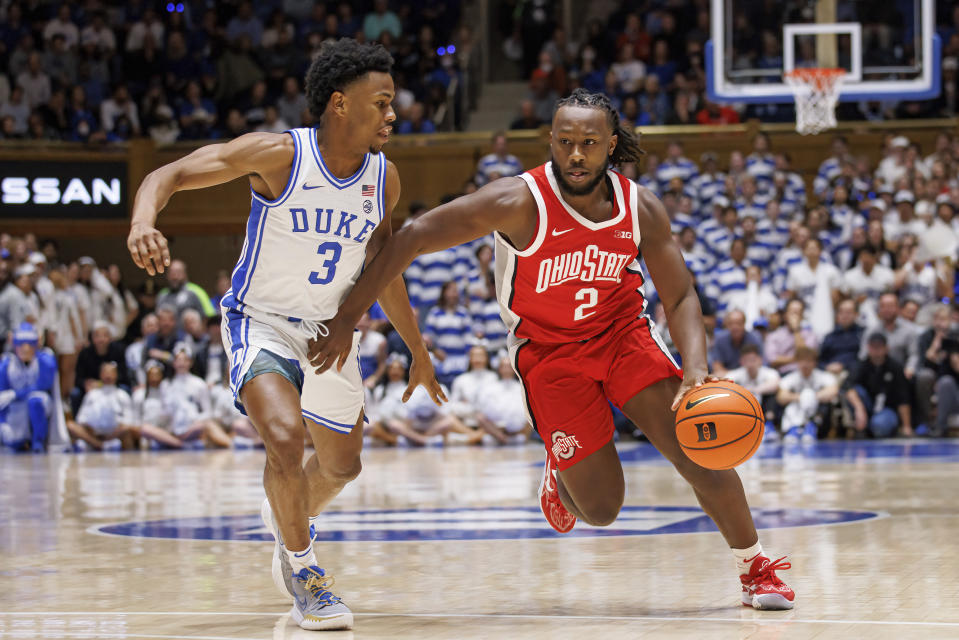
[308, 176, 531, 374]
[365, 161, 446, 405]
[127, 132, 293, 275]
[636, 188, 716, 411]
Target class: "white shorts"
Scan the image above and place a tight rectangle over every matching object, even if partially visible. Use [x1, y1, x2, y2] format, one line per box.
[221, 305, 364, 435]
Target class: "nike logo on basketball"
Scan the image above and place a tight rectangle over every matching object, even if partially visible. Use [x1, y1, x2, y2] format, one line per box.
[303, 183, 323, 190]
[552, 228, 573, 236]
[684, 393, 730, 410]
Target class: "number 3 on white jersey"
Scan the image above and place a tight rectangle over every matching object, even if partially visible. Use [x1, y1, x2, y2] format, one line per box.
[574, 287, 598, 321]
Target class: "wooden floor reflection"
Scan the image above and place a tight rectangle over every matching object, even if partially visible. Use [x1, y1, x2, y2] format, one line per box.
[2, 439, 958, 639]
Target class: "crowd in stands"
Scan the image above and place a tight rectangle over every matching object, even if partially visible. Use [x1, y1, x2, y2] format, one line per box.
[502, 1, 959, 130]
[0, 0, 473, 144]
[4, 124, 959, 452]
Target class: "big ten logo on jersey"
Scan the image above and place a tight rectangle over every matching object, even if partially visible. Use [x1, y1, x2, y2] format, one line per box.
[695, 422, 718, 442]
[289, 207, 377, 244]
[535, 244, 634, 293]
[613, 230, 632, 239]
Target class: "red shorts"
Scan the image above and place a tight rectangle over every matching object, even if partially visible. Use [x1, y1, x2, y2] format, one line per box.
[513, 316, 682, 471]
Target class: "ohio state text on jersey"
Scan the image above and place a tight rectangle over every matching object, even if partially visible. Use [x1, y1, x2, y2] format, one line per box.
[493, 162, 647, 344]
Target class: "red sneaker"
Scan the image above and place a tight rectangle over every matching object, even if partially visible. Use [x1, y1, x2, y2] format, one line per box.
[740, 555, 795, 610]
[538, 454, 576, 533]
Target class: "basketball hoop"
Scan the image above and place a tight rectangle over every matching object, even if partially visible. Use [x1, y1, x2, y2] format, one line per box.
[784, 68, 846, 135]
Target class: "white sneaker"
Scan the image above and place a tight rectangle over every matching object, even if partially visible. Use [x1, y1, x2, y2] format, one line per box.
[260, 498, 294, 600]
[290, 566, 353, 630]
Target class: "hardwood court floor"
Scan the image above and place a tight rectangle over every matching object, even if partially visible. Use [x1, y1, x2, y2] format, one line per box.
[2, 438, 959, 640]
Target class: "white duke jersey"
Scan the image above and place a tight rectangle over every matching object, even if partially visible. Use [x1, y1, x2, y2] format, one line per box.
[221, 127, 388, 320]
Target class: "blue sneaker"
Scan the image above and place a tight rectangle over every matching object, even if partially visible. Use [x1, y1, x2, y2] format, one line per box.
[291, 566, 353, 630]
[783, 426, 801, 444]
[261, 498, 315, 601]
[801, 422, 817, 444]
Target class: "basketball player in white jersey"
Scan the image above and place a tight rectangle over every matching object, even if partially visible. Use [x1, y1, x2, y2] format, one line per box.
[127, 39, 444, 631]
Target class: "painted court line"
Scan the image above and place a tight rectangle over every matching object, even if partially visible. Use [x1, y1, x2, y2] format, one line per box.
[2, 611, 958, 628]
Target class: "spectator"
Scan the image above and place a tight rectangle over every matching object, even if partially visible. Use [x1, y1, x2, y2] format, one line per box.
[126, 9, 165, 53]
[709, 309, 763, 375]
[226, 1, 264, 47]
[0, 323, 57, 452]
[177, 80, 217, 139]
[396, 102, 435, 134]
[842, 244, 895, 323]
[368, 354, 412, 446]
[181, 309, 210, 379]
[43, 4, 79, 49]
[0, 86, 31, 135]
[785, 237, 842, 338]
[156, 260, 217, 319]
[0, 264, 40, 343]
[638, 74, 669, 125]
[66, 361, 136, 451]
[727, 343, 780, 428]
[656, 141, 698, 192]
[255, 105, 289, 134]
[765, 298, 819, 374]
[144, 305, 184, 374]
[846, 332, 914, 438]
[860, 292, 920, 378]
[42, 34, 77, 87]
[159, 343, 232, 448]
[610, 43, 646, 93]
[915, 304, 954, 432]
[126, 314, 158, 386]
[510, 99, 544, 130]
[216, 35, 265, 106]
[424, 281, 474, 386]
[363, 0, 402, 41]
[777, 346, 839, 443]
[100, 84, 141, 137]
[526, 67, 559, 124]
[475, 131, 523, 186]
[357, 312, 387, 385]
[73, 320, 129, 410]
[696, 99, 740, 125]
[448, 345, 497, 429]
[819, 299, 865, 376]
[130, 359, 180, 448]
[932, 337, 959, 437]
[47, 268, 82, 396]
[724, 264, 777, 330]
[66, 85, 100, 142]
[277, 77, 308, 128]
[17, 52, 52, 109]
[475, 354, 532, 445]
[80, 12, 116, 54]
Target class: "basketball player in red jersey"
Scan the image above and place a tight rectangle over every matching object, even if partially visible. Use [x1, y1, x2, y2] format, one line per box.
[309, 89, 794, 610]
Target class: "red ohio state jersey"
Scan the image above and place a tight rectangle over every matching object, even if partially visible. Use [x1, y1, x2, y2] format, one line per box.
[493, 162, 648, 344]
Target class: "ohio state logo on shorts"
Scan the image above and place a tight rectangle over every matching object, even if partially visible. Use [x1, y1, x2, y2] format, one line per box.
[551, 430, 581, 460]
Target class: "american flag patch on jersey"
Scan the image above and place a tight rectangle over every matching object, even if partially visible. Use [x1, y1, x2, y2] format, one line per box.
[361, 184, 375, 197]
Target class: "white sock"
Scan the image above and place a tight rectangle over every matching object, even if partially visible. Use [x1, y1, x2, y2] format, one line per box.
[309, 514, 321, 531]
[732, 541, 764, 575]
[286, 544, 317, 575]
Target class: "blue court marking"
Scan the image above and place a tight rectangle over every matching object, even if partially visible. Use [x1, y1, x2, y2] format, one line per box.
[91, 505, 880, 543]
[616, 439, 959, 466]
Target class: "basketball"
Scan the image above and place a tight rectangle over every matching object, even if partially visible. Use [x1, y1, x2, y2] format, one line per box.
[675, 382, 764, 470]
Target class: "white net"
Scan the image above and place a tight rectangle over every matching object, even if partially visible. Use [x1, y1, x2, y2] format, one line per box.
[784, 69, 846, 135]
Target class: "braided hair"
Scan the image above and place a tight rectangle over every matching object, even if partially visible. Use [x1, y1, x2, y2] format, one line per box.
[553, 88, 644, 165]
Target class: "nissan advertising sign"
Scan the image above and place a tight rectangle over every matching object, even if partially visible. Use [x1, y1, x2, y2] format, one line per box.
[0, 160, 128, 218]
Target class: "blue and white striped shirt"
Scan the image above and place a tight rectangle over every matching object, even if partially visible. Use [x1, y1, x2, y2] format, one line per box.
[475, 153, 523, 186]
[424, 306, 475, 382]
[656, 157, 699, 191]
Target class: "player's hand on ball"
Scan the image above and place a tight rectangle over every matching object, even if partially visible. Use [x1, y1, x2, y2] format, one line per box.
[127, 223, 171, 275]
[404, 355, 448, 406]
[670, 372, 723, 412]
[308, 316, 353, 374]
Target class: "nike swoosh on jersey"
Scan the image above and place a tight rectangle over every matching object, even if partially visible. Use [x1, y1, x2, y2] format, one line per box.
[302, 183, 323, 190]
[551, 228, 573, 236]
[684, 393, 730, 410]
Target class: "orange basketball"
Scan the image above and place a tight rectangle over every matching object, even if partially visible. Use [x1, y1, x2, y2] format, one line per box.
[674, 381, 764, 470]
